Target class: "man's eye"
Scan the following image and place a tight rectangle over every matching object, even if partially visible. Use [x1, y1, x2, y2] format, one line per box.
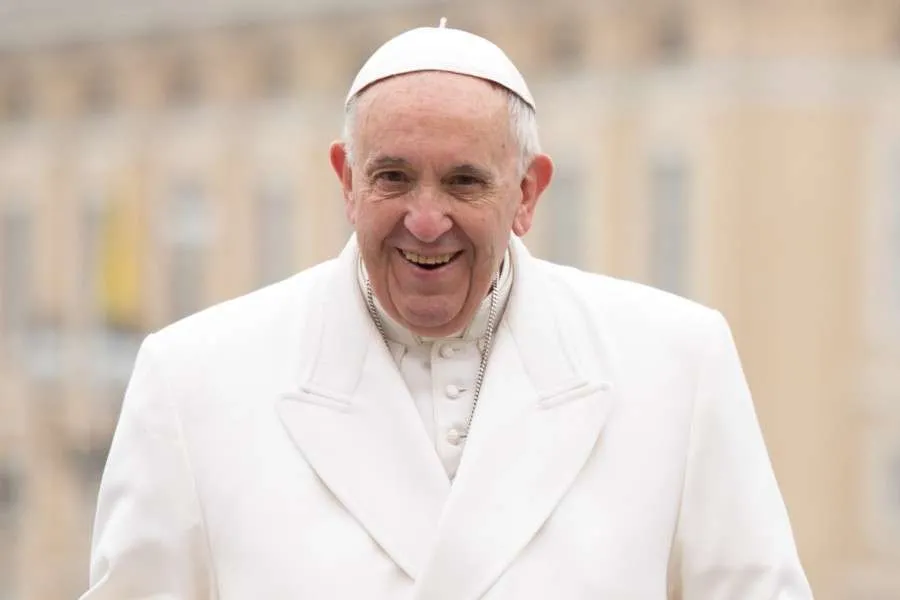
[375, 171, 408, 183]
[449, 174, 483, 187]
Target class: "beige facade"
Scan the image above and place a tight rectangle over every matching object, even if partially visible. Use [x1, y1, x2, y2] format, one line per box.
[1, 1, 899, 598]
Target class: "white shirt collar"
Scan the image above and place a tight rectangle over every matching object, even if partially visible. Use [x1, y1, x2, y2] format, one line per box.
[357, 248, 514, 347]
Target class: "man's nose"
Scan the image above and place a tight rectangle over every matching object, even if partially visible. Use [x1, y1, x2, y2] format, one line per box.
[404, 190, 453, 243]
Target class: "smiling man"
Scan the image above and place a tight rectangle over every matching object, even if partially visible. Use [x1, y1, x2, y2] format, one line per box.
[81, 22, 814, 600]
[333, 69, 545, 339]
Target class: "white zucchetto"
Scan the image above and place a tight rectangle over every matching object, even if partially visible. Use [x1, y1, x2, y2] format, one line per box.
[345, 20, 536, 110]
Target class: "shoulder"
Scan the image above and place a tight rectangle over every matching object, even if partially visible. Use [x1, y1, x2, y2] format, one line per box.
[145, 257, 338, 359]
[532, 259, 726, 357]
[537, 259, 718, 322]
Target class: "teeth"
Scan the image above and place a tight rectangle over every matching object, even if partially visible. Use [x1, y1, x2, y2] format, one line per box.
[401, 250, 455, 265]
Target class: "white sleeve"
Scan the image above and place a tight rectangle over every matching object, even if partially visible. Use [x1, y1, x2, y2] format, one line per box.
[668, 311, 814, 600]
[79, 334, 217, 600]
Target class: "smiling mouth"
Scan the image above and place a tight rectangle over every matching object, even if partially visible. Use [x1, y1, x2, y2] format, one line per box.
[399, 249, 462, 270]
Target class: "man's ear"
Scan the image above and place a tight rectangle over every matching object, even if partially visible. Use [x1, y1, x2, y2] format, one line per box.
[512, 153, 553, 237]
[329, 141, 356, 224]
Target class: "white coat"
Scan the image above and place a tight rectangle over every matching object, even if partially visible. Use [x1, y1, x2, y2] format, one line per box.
[81, 236, 814, 599]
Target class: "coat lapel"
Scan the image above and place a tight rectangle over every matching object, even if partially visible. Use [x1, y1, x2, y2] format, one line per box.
[275, 236, 618, 595]
[275, 239, 450, 581]
[412, 238, 619, 600]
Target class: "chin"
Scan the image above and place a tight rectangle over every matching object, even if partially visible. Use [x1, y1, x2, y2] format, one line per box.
[398, 299, 468, 336]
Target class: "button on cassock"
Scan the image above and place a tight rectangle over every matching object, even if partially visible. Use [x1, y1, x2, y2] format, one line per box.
[446, 428, 463, 446]
[445, 384, 462, 399]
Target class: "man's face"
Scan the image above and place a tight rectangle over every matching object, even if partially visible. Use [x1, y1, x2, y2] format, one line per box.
[330, 71, 552, 337]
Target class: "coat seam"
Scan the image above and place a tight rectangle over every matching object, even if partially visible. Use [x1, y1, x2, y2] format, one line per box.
[666, 307, 723, 598]
[147, 332, 221, 599]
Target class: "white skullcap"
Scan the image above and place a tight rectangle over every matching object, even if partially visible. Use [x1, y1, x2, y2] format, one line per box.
[345, 20, 536, 110]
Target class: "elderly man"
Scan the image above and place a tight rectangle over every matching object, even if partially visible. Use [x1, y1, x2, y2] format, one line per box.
[81, 23, 814, 600]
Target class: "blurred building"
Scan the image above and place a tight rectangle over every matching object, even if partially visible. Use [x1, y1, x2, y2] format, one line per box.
[1, 0, 899, 598]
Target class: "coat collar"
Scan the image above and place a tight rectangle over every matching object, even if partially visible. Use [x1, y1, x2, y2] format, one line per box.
[276, 235, 618, 597]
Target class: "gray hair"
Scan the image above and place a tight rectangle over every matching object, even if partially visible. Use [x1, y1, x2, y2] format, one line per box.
[342, 85, 541, 177]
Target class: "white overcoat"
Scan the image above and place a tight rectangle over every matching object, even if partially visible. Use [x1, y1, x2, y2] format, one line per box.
[81, 236, 814, 599]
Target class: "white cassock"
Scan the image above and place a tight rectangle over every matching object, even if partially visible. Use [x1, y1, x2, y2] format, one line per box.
[356, 247, 514, 480]
[80, 235, 815, 600]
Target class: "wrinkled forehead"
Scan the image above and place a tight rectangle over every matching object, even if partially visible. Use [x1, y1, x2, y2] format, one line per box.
[352, 72, 515, 165]
[355, 71, 508, 116]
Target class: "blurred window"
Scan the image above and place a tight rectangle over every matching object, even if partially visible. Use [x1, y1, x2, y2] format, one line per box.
[1, 72, 31, 122]
[0, 459, 21, 519]
[657, 11, 688, 64]
[167, 182, 212, 320]
[1, 203, 31, 340]
[257, 181, 295, 286]
[649, 156, 690, 295]
[92, 328, 142, 389]
[81, 191, 143, 394]
[545, 165, 585, 268]
[548, 17, 585, 71]
[875, 441, 900, 548]
[81, 191, 105, 315]
[0, 459, 21, 600]
[70, 437, 111, 502]
[83, 64, 116, 117]
[259, 44, 293, 100]
[23, 318, 63, 384]
[166, 55, 202, 109]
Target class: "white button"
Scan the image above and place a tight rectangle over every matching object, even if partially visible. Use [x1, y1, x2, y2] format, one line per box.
[440, 345, 457, 359]
[446, 428, 463, 446]
[445, 384, 462, 399]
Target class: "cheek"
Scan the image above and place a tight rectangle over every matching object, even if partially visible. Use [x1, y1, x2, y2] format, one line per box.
[474, 197, 517, 240]
[455, 211, 490, 242]
[354, 197, 404, 241]
[453, 208, 509, 263]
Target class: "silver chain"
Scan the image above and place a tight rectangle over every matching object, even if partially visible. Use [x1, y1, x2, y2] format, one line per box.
[364, 271, 501, 441]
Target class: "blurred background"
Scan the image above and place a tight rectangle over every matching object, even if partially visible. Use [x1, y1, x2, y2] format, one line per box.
[0, 0, 898, 598]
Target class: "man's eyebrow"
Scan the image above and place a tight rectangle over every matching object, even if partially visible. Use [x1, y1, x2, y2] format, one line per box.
[446, 163, 495, 181]
[364, 156, 412, 174]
